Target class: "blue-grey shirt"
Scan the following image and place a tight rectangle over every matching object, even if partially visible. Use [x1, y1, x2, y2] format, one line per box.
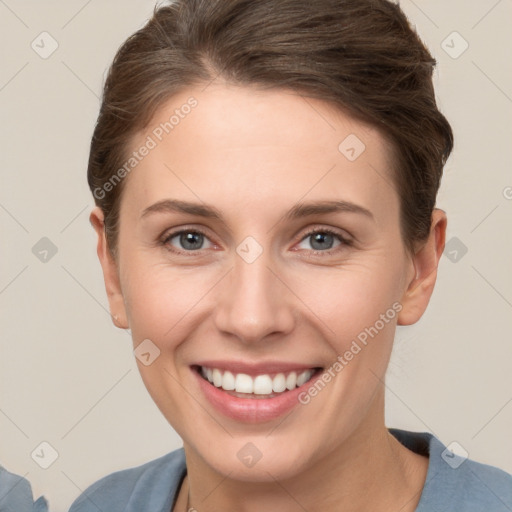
[0, 465, 48, 512]
[68, 428, 512, 511]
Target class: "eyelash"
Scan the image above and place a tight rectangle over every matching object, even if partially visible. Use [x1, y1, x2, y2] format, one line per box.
[160, 226, 352, 257]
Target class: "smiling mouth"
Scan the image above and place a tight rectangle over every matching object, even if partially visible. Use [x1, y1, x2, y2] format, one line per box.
[192, 364, 323, 399]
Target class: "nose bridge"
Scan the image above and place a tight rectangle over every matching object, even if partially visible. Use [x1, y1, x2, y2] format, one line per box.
[213, 240, 295, 343]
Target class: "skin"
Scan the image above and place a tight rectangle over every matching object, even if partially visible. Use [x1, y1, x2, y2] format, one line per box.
[91, 83, 446, 512]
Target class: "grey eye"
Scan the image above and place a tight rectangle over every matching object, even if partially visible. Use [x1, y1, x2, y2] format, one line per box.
[297, 231, 343, 252]
[166, 231, 213, 251]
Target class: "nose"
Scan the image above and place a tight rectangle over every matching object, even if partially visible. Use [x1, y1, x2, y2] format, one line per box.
[213, 246, 296, 345]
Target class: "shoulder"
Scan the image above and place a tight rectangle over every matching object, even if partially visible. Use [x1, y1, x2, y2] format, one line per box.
[68, 447, 186, 512]
[389, 428, 512, 511]
[443, 455, 512, 510]
[0, 465, 48, 512]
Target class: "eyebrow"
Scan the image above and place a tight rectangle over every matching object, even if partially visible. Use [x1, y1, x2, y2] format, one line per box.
[140, 199, 374, 222]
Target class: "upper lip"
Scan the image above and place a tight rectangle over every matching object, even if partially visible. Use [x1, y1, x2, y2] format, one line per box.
[193, 360, 322, 376]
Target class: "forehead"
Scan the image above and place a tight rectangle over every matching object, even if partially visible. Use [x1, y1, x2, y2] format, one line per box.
[120, 83, 399, 226]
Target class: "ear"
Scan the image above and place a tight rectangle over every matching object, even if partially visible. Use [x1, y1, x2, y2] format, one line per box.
[397, 208, 447, 326]
[90, 206, 129, 329]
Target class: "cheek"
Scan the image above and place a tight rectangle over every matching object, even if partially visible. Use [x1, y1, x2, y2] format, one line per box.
[292, 257, 404, 334]
[122, 262, 215, 345]
[287, 257, 405, 391]
[121, 266, 214, 415]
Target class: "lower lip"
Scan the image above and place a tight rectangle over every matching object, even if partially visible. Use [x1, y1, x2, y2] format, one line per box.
[191, 366, 323, 423]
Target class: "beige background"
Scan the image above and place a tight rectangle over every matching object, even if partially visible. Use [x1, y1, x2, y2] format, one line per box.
[1, 1, 511, 511]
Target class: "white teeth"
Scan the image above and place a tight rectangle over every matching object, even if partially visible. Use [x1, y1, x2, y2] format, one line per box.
[285, 371, 297, 390]
[222, 371, 235, 391]
[272, 373, 286, 393]
[253, 375, 273, 395]
[234, 373, 253, 393]
[212, 368, 223, 387]
[297, 370, 311, 387]
[200, 366, 316, 395]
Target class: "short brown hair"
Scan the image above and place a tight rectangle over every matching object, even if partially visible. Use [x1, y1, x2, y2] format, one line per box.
[88, 0, 453, 259]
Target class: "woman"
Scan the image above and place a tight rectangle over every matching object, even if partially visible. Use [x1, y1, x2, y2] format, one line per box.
[69, 0, 512, 511]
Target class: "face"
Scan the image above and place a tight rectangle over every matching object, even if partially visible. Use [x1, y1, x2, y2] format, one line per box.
[93, 83, 445, 481]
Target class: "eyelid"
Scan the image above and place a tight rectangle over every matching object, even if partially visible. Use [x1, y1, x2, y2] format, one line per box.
[296, 226, 352, 244]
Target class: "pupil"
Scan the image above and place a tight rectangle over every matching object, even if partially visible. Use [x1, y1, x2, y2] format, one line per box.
[181, 232, 203, 250]
[311, 232, 333, 251]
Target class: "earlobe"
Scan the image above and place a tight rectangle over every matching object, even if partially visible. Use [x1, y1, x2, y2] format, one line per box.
[90, 207, 129, 329]
[397, 209, 447, 326]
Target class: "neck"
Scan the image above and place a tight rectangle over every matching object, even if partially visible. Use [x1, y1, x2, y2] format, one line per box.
[176, 391, 428, 512]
